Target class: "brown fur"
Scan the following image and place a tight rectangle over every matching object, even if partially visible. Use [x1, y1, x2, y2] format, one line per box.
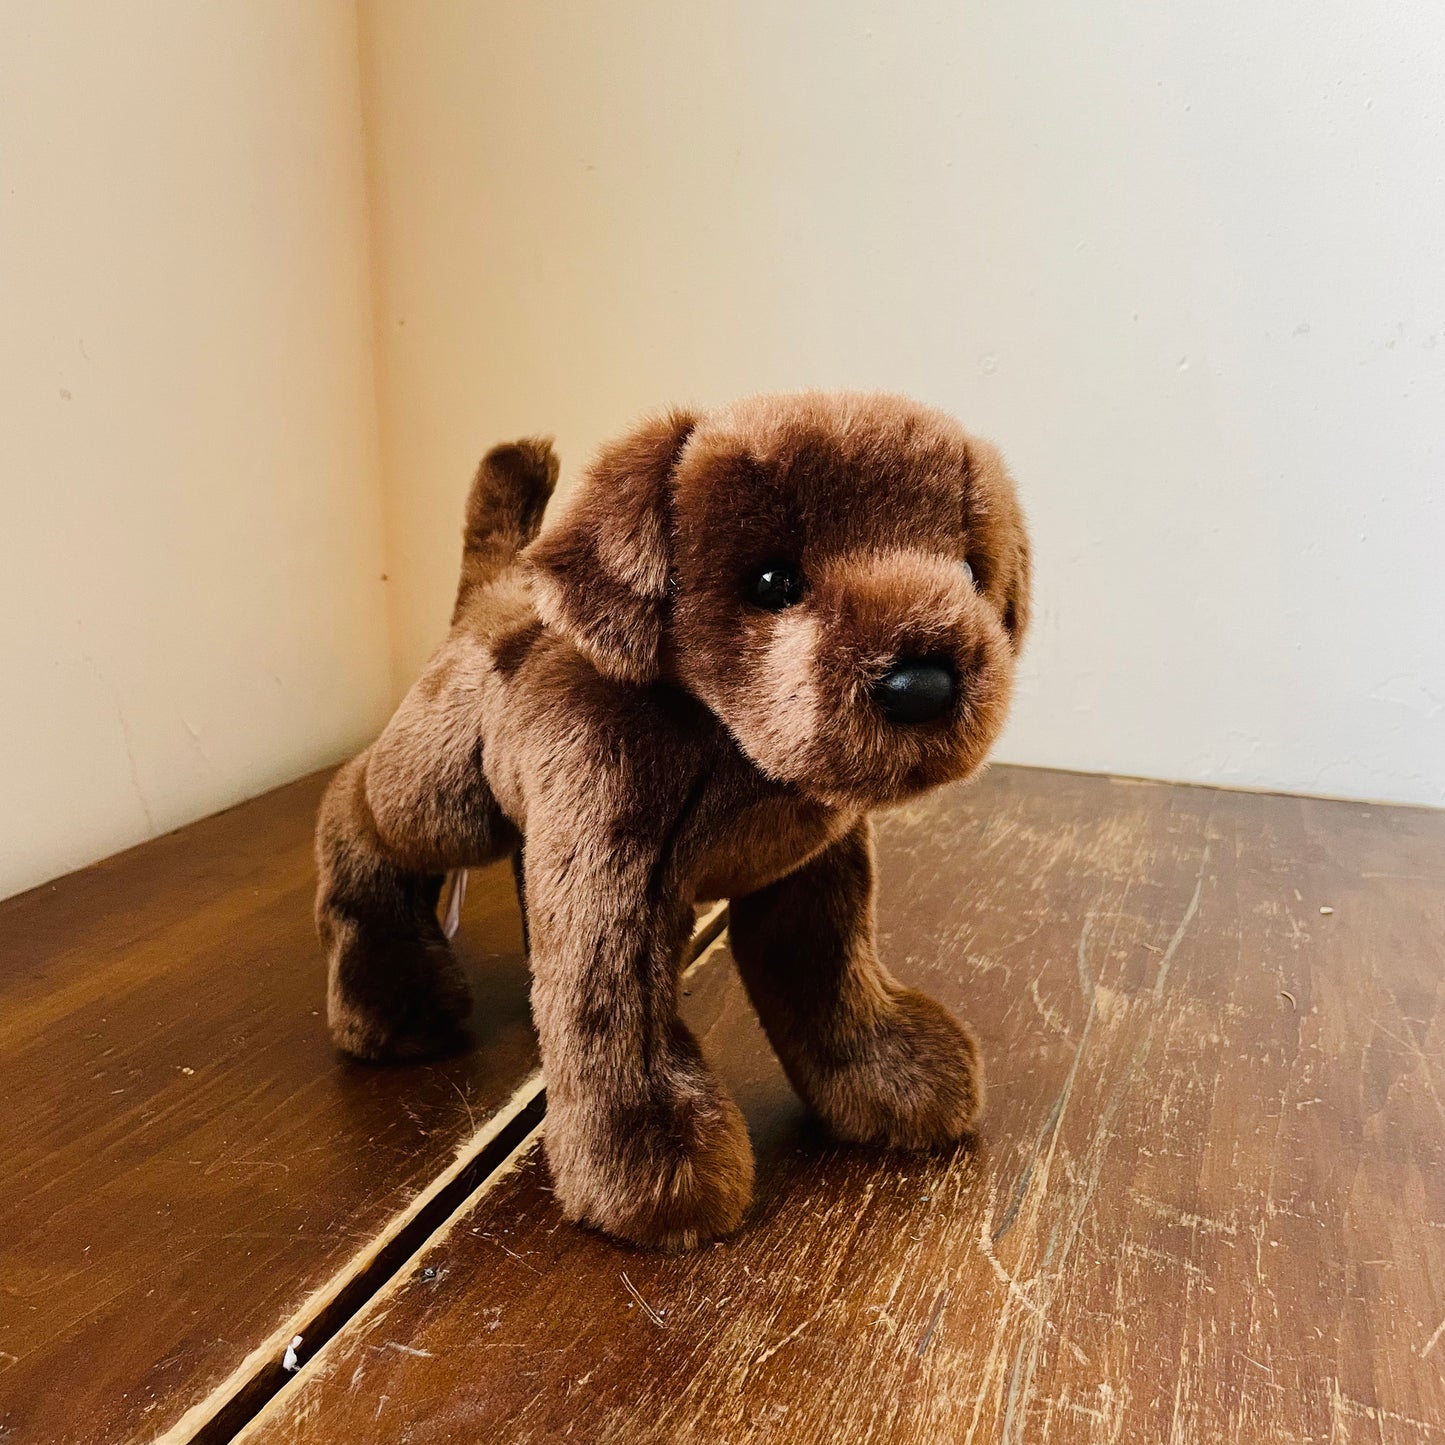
[315, 392, 1031, 1249]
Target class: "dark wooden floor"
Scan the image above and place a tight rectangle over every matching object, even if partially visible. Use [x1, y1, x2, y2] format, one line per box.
[3, 767, 1443, 1443]
[0, 775, 537, 1445]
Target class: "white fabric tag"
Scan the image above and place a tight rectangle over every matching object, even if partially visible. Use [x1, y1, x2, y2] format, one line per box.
[441, 868, 468, 939]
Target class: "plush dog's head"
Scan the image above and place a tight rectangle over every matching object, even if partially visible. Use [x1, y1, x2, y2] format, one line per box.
[526, 392, 1030, 809]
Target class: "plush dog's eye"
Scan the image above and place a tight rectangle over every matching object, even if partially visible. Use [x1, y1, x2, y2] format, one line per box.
[747, 563, 806, 611]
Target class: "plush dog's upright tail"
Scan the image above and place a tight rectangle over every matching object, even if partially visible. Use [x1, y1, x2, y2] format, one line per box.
[452, 437, 559, 623]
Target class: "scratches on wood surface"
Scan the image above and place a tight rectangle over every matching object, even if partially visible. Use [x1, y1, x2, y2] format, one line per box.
[238, 768, 1445, 1444]
[621, 1273, 667, 1329]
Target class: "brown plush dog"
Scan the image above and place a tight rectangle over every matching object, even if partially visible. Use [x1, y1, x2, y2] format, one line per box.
[315, 391, 1030, 1249]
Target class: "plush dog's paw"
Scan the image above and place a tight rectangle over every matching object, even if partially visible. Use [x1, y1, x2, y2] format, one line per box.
[546, 1088, 755, 1250]
[327, 932, 473, 1064]
[808, 988, 982, 1148]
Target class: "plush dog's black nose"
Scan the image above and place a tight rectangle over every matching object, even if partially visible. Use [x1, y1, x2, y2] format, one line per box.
[872, 660, 956, 724]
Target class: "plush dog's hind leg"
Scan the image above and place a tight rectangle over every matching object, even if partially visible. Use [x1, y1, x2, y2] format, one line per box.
[314, 753, 489, 1062]
[315, 438, 556, 1062]
[729, 819, 983, 1147]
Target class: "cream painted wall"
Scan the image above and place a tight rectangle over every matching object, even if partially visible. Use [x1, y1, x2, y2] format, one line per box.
[3, 2, 1440, 904]
[359, 0, 1445, 807]
[0, 3, 393, 898]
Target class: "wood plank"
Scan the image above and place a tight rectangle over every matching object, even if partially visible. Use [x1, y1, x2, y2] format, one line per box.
[240, 767, 1445, 1444]
[0, 771, 541, 1445]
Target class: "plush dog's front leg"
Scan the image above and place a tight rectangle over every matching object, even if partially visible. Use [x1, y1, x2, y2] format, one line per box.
[524, 814, 753, 1250]
[730, 819, 982, 1148]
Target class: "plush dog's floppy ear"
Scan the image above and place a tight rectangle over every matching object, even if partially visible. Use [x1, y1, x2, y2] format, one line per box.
[968, 437, 1032, 652]
[524, 409, 698, 683]
[997, 523, 1031, 651]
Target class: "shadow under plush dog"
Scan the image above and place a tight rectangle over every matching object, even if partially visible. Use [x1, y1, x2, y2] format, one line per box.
[315, 391, 1031, 1249]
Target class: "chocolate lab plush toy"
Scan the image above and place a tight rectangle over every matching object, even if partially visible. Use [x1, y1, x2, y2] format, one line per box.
[315, 391, 1030, 1249]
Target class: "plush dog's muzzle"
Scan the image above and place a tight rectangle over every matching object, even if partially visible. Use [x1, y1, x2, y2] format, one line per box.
[692, 546, 1013, 810]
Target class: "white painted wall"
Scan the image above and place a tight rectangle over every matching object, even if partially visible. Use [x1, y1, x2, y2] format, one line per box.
[359, 0, 1445, 807]
[0, 3, 393, 898]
